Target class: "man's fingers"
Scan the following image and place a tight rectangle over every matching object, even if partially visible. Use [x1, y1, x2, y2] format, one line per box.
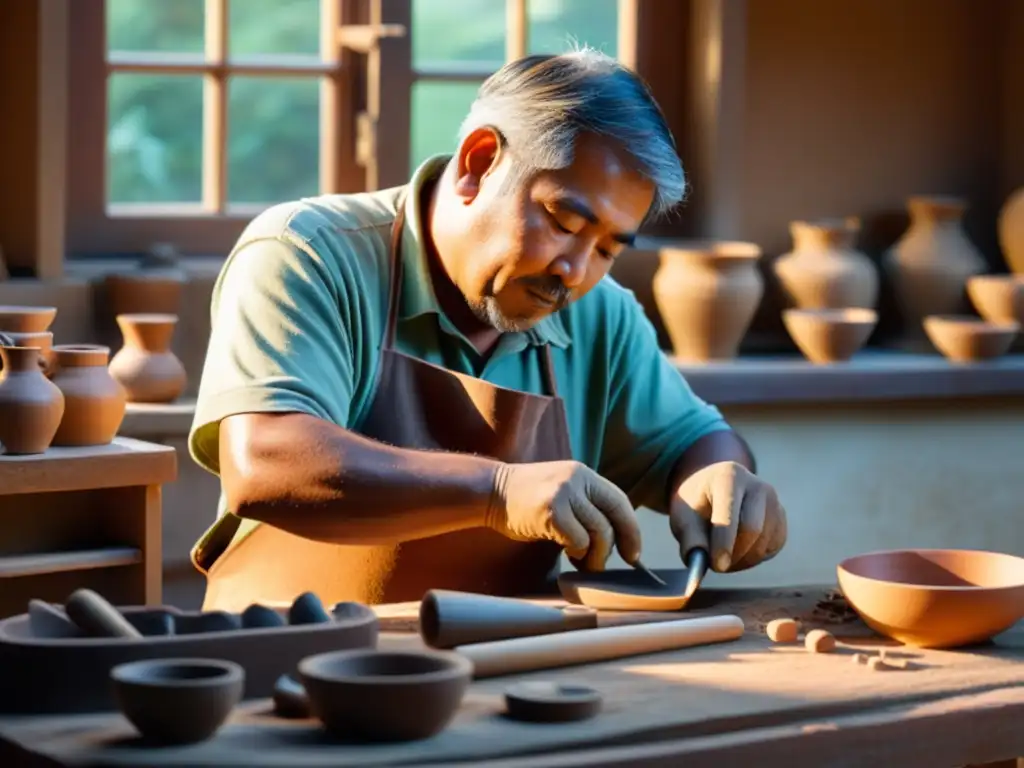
[570, 496, 614, 571]
[732, 493, 776, 571]
[585, 475, 642, 565]
[549, 505, 591, 561]
[670, 503, 710, 563]
[763, 487, 788, 561]
[731, 484, 768, 566]
[709, 467, 746, 572]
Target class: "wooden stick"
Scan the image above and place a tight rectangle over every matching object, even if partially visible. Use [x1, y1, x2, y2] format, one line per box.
[456, 614, 744, 678]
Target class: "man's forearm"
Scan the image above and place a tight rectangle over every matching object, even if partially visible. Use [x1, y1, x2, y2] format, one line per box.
[667, 428, 757, 504]
[220, 413, 500, 545]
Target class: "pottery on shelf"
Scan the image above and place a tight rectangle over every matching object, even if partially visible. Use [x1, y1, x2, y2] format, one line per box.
[882, 196, 986, 345]
[0, 305, 57, 334]
[922, 315, 1019, 362]
[0, 331, 53, 375]
[298, 648, 472, 742]
[652, 240, 764, 362]
[998, 187, 1024, 274]
[782, 308, 878, 364]
[108, 313, 187, 403]
[965, 275, 1024, 325]
[773, 218, 878, 310]
[111, 658, 245, 745]
[837, 548, 1024, 648]
[0, 345, 65, 455]
[103, 244, 187, 318]
[49, 345, 127, 446]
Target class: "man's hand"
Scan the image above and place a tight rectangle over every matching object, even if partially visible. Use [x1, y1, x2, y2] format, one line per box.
[669, 461, 787, 573]
[486, 460, 643, 572]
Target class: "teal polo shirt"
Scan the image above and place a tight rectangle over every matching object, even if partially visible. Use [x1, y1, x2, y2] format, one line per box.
[188, 156, 729, 564]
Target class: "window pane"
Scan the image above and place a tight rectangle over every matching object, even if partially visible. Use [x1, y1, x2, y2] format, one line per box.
[412, 0, 504, 71]
[228, 77, 320, 205]
[410, 81, 481, 173]
[229, 0, 320, 57]
[528, 0, 618, 58]
[107, 0, 204, 54]
[107, 74, 203, 204]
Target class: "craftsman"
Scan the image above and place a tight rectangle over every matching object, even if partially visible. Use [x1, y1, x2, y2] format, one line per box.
[187, 49, 788, 612]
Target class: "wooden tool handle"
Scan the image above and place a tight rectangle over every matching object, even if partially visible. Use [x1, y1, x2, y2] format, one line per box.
[456, 614, 744, 678]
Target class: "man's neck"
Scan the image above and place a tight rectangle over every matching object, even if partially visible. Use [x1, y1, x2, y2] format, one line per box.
[422, 178, 503, 357]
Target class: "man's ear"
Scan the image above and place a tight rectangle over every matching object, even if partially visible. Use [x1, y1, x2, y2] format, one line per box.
[453, 126, 502, 201]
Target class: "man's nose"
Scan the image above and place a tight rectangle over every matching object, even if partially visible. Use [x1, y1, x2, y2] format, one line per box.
[548, 247, 590, 288]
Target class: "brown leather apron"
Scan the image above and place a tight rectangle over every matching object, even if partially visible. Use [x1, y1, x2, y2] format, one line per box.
[199, 191, 571, 612]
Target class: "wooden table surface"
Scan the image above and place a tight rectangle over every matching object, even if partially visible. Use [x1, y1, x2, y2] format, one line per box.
[1, 586, 1022, 768]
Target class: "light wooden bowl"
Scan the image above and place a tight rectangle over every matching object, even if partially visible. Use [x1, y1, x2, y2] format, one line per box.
[783, 308, 877, 364]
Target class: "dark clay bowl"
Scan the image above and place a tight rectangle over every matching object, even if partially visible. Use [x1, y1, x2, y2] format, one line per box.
[111, 658, 244, 744]
[298, 649, 472, 742]
[837, 548, 1024, 648]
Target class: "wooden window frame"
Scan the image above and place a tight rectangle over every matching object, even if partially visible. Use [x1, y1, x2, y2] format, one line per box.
[66, 0, 366, 257]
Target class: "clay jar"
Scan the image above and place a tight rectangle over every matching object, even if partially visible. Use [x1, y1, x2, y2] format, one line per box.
[652, 241, 764, 362]
[0, 346, 65, 454]
[109, 314, 187, 403]
[773, 218, 878, 310]
[103, 246, 187, 318]
[883, 196, 986, 344]
[998, 187, 1024, 274]
[49, 345, 127, 447]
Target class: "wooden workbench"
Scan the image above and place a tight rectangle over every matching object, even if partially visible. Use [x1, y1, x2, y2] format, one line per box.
[0, 587, 1021, 767]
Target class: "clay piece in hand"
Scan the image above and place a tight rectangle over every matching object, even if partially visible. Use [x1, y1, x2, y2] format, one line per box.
[272, 674, 312, 719]
[557, 568, 697, 611]
[64, 589, 142, 639]
[242, 604, 286, 629]
[504, 681, 603, 723]
[765, 618, 799, 643]
[289, 592, 331, 625]
[804, 629, 836, 653]
[111, 658, 244, 745]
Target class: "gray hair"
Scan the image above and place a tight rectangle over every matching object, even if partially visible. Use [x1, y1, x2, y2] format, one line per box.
[458, 47, 686, 220]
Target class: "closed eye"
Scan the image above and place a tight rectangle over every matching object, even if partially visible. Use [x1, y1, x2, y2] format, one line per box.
[545, 207, 615, 259]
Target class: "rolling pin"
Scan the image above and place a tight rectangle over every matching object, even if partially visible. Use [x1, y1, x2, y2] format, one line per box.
[456, 614, 744, 678]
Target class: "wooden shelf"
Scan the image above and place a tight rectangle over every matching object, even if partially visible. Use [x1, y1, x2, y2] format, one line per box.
[0, 547, 141, 578]
[0, 436, 176, 496]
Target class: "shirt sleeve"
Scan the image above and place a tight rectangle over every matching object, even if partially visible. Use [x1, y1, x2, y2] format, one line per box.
[598, 292, 731, 513]
[188, 236, 358, 476]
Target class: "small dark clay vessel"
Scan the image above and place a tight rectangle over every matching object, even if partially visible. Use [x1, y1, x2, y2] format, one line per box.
[0, 346, 65, 455]
[504, 681, 603, 723]
[49, 345, 127, 446]
[108, 313, 187, 403]
[298, 649, 472, 742]
[111, 658, 244, 745]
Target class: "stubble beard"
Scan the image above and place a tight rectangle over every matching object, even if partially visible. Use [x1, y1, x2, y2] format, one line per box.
[466, 295, 537, 333]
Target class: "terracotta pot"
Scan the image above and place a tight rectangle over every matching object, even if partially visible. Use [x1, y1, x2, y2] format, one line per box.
[0, 331, 53, 375]
[109, 313, 187, 403]
[882, 196, 986, 344]
[966, 275, 1024, 324]
[103, 245, 187, 318]
[49, 345, 127, 446]
[922, 315, 1019, 362]
[998, 187, 1024, 274]
[782, 308, 878, 364]
[0, 346, 65, 455]
[0, 305, 57, 334]
[652, 241, 764, 362]
[773, 218, 878, 310]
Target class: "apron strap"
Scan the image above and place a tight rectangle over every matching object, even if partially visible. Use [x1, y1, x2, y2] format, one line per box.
[382, 189, 409, 352]
[540, 344, 559, 398]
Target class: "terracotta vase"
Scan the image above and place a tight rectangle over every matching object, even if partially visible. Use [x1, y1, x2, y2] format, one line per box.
[0, 305, 57, 334]
[883, 196, 986, 345]
[49, 345, 127, 447]
[0, 331, 53, 375]
[109, 313, 187, 403]
[0, 346, 65, 455]
[652, 241, 764, 362]
[103, 245, 187, 318]
[998, 187, 1024, 274]
[773, 218, 878, 310]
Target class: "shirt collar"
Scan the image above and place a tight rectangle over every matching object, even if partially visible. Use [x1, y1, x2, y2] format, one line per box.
[396, 154, 571, 350]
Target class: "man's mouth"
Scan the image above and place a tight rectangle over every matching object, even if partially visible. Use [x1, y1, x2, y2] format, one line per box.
[526, 287, 559, 307]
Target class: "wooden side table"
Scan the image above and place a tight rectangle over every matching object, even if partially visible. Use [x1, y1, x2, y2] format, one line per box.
[0, 437, 177, 618]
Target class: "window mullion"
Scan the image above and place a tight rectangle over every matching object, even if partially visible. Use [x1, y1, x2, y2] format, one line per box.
[319, 0, 342, 193]
[506, 0, 527, 61]
[203, 0, 228, 213]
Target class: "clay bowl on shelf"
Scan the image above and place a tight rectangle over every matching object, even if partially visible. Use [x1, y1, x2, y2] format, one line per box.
[782, 308, 878, 364]
[966, 275, 1024, 324]
[298, 648, 472, 742]
[922, 315, 1020, 362]
[111, 657, 244, 745]
[0, 305, 57, 334]
[837, 548, 1024, 649]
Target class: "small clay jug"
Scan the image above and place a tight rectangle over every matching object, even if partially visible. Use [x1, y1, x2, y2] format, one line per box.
[0, 346, 65, 455]
[49, 345, 127, 447]
[773, 218, 878, 310]
[0, 331, 54, 375]
[652, 240, 764, 361]
[883, 196, 986, 346]
[109, 313, 187, 403]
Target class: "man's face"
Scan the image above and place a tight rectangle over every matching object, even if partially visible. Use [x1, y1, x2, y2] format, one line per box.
[449, 130, 656, 332]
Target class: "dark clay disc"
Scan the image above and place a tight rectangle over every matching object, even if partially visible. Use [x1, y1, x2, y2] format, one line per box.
[504, 681, 602, 723]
